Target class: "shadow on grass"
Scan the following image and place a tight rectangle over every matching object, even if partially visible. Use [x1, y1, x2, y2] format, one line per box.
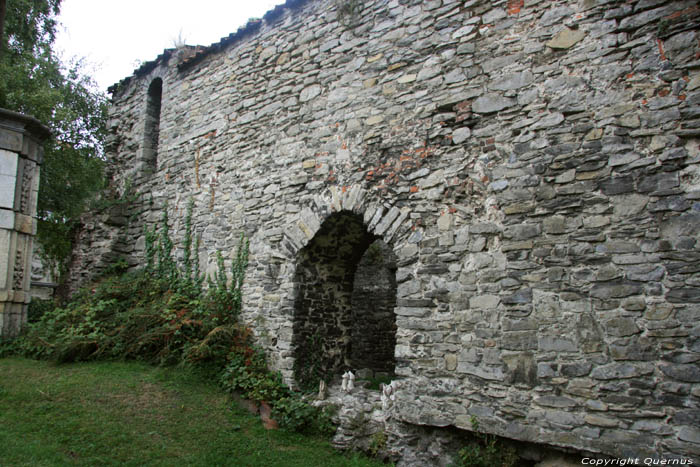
[0, 357, 385, 467]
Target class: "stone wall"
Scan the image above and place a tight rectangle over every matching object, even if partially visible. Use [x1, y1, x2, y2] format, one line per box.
[73, 0, 700, 461]
[0, 109, 48, 336]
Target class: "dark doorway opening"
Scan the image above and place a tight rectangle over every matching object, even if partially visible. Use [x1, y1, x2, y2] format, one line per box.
[291, 211, 397, 390]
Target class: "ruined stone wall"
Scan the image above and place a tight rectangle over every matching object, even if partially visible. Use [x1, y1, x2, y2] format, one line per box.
[74, 0, 700, 461]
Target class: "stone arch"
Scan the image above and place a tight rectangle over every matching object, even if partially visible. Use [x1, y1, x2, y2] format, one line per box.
[243, 185, 419, 386]
[290, 210, 398, 390]
[143, 77, 162, 171]
[262, 186, 414, 389]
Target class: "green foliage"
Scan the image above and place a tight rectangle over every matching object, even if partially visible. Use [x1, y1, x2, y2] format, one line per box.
[144, 223, 158, 272]
[275, 397, 337, 436]
[368, 430, 387, 458]
[335, 0, 363, 26]
[363, 242, 384, 266]
[103, 256, 129, 276]
[1, 0, 108, 280]
[0, 358, 384, 466]
[360, 374, 393, 391]
[156, 205, 177, 284]
[5, 202, 247, 365]
[204, 233, 249, 324]
[218, 327, 335, 436]
[27, 298, 55, 323]
[0, 0, 62, 113]
[453, 416, 519, 467]
[219, 338, 288, 405]
[293, 332, 327, 391]
[3, 202, 331, 437]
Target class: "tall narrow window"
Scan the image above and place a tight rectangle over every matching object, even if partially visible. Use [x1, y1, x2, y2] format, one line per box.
[143, 78, 162, 171]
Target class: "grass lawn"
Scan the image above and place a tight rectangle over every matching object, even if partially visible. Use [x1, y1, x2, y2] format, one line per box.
[0, 357, 385, 467]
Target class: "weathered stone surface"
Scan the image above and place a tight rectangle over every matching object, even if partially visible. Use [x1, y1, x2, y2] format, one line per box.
[539, 336, 578, 352]
[452, 127, 471, 144]
[590, 281, 643, 299]
[603, 317, 640, 337]
[469, 294, 500, 309]
[659, 363, 700, 383]
[591, 363, 654, 380]
[472, 94, 516, 114]
[67, 0, 700, 462]
[503, 331, 538, 351]
[457, 362, 504, 381]
[678, 426, 700, 444]
[503, 353, 537, 386]
[536, 395, 578, 408]
[502, 288, 533, 304]
[667, 288, 700, 303]
[546, 28, 585, 49]
[299, 84, 322, 102]
[489, 71, 534, 91]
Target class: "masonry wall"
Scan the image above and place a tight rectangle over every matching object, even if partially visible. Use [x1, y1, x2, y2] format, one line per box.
[73, 0, 700, 461]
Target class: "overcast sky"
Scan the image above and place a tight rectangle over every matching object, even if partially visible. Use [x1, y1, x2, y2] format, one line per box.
[55, 0, 285, 92]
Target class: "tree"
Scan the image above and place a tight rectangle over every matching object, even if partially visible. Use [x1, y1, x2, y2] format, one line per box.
[0, 0, 107, 281]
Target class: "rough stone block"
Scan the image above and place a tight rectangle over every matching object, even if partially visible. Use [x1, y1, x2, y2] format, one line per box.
[456, 362, 504, 381]
[591, 363, 654, 380]
[472, 94, 516, 114]
[546, 28, 585, 49]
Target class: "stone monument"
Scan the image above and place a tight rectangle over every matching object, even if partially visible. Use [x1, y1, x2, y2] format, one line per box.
[0, 108, 49, 337]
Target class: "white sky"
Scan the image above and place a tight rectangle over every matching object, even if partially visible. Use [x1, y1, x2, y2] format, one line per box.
[55, 0, 286, 93]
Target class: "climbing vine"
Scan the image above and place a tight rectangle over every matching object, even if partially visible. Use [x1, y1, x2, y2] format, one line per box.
[335, 0, 363, 27]
[2, 200, 334, 436]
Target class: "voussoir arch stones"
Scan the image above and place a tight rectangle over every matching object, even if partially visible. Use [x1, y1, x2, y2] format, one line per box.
[242, 184, 415, 386]
[279, 185, 415, 258]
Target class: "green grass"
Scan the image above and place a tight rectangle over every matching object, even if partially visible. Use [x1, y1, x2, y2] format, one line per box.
[0, 357, 384, 467]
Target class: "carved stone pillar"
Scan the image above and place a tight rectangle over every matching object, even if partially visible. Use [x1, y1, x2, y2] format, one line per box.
[0, 108, 49, 337]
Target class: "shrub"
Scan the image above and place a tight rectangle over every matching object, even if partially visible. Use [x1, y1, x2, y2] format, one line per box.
[453, 416, 519, 467]
[218, 328, 335, 436]
[27, 298, 55, 323]
[2, 201, 333, 437]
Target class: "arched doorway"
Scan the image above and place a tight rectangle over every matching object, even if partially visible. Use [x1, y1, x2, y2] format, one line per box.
[291, 211, 397, 390]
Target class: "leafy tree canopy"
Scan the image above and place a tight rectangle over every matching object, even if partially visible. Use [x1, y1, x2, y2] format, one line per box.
[0, 0, 108, 279]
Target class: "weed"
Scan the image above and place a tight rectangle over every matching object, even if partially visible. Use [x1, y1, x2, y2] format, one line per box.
[452, 416, 519, 467]
[219, 330, 336, 436]
[364, 241, 384, 266]
[369, 430, 387, 457]
[293, 332, 327, 391]
[2, 200, 333, 440]
[361, 374, 393, 391]
[335, 0, 363, 27]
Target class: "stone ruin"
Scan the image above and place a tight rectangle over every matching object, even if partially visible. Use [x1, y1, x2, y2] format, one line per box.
[0, 109, 48, 337]
[69, 0, 700, 464]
